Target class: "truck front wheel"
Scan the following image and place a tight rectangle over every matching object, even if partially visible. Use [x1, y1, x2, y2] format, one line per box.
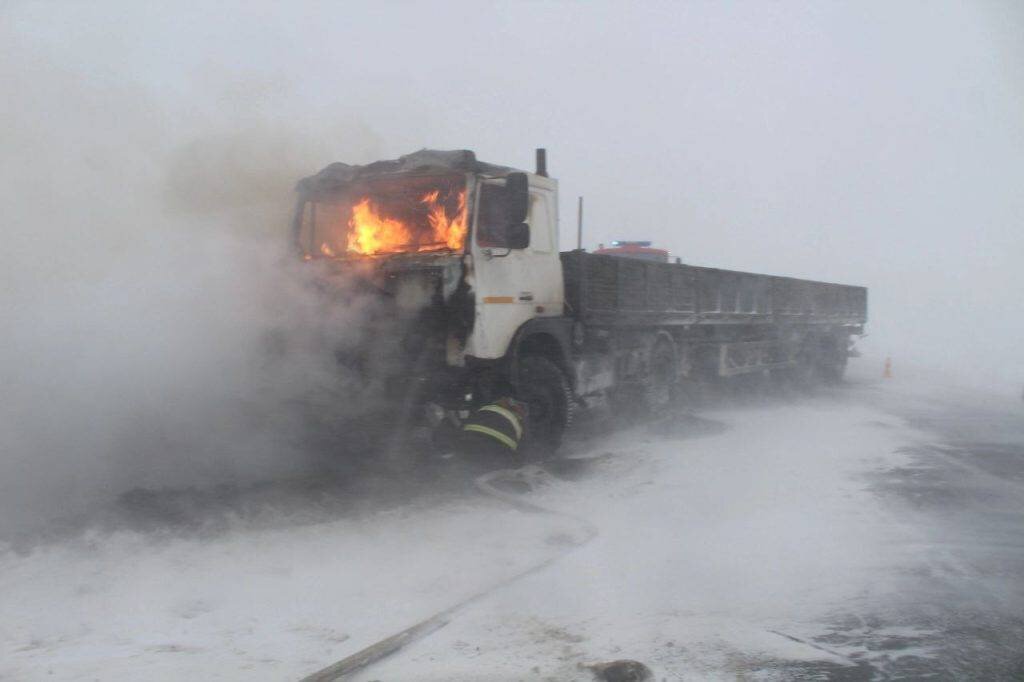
[514, 355, 574, 451]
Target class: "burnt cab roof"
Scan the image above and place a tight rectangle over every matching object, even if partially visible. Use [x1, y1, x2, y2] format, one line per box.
[296, 149, 519, 197]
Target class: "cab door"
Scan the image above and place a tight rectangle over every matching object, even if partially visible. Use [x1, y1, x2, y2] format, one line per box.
[466, 176, 563, 360]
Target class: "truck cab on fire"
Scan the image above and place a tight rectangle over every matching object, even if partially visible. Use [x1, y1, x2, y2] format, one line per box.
[294, 148, 867, 450]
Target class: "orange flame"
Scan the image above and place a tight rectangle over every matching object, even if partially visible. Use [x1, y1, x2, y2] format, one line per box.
[423, 189, 467, 251]
[346, 198, 412, 255]
[345, 189, 467, 256]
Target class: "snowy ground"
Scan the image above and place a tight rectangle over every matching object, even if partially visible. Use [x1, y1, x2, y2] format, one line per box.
[3, 370, 1024, 680]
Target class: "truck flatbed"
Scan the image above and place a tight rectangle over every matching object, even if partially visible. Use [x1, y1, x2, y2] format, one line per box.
[561, 250, 866, 329]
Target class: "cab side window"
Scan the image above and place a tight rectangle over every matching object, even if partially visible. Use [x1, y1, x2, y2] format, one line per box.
[477, 183, 510, 248]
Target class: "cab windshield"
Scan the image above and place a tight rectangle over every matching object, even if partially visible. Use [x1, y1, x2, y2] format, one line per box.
[299, 175, 467, 257]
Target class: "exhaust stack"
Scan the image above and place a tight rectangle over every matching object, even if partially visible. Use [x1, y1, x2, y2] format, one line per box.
[535, 148, 547, 177]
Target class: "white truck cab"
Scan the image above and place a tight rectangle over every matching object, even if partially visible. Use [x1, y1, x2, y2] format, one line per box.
[464, 172, 564, 361]
[293, 148, 579, 445]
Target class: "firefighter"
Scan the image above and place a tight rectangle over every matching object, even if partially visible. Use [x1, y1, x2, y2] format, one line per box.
[436, 397, 528, 465]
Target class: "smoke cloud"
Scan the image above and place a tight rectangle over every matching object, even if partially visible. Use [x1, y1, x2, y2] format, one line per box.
[0, 30, 388, 538]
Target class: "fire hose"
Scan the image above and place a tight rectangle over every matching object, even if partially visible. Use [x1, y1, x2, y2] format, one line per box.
[298, 465, 599, 682]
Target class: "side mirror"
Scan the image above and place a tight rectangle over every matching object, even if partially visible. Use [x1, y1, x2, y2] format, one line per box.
[505, 222, 530, 250]
[505, 172, 529, 224]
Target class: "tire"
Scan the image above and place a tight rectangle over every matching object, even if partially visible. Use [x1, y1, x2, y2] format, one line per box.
[816, 335, 848, 384]
[793, 354, 818, 389]
[819, 356, 847, 384]
[514, 355, 575, 450]
[645, 340, 678, 416]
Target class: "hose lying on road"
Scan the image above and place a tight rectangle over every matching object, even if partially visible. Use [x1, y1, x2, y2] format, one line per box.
[298, 464, 599, 682]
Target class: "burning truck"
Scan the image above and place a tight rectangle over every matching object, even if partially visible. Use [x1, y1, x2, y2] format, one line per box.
[294, 149, 867, 449]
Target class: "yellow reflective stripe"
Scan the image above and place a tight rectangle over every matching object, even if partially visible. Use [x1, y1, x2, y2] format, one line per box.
[479, 404, 523, 439]
[462, 424, 518, 450]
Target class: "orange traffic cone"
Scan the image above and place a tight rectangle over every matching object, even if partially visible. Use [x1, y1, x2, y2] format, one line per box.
[883, 357, 892, 379]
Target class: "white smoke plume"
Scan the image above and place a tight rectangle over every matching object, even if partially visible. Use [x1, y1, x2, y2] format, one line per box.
[0, 31, 388, 538]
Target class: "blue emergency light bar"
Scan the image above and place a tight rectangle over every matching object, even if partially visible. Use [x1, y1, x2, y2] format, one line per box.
[610, 240, 653, 247]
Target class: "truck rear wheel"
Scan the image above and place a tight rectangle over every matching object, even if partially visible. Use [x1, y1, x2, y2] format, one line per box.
[818, 356, 847, 384]
[817, 336, 848, 384]
[514, 355, 574, 450]
[645, 340, 678, 415]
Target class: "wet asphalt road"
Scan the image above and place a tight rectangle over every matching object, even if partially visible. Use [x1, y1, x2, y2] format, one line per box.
[781, 386, 1024, 681]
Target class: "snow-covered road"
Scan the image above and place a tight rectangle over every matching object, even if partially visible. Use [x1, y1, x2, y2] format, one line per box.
[3, 373, 1023, 680]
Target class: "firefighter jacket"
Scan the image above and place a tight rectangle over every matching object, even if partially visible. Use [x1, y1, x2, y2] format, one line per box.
[461, 399, 525, 451]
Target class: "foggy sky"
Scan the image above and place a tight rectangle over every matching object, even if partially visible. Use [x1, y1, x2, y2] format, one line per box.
[4, 0, 1023, 390]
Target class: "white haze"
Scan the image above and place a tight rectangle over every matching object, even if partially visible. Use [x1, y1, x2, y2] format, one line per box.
[2, 1, 1023, 524]
[11, 0, 1018, 390]
[0, 22, 391, 535]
